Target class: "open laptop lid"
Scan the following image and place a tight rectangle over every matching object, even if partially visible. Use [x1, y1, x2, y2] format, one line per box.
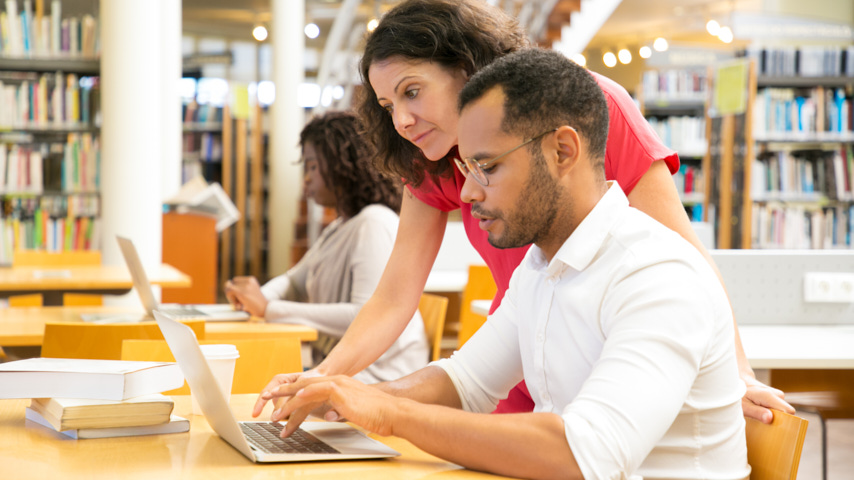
[154, 311, 399, 463]
[117, 235, 160, 316]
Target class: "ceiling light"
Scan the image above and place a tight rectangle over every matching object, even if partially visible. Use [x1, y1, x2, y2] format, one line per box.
[718, 26, 733, 43]
[706, 19, 721, 36]
[603, 52, 617, 68]
[618, 48, 632, 65]
[639, 46, 652, 59]
[570, 53, 586, 67]
[304, 23, 320, 39]
[252, 25, 268, 42]
[653, 37, 668, 52]
[367, 18, 379, 32]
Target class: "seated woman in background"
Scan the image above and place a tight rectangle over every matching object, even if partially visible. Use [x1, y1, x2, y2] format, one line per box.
[225, 111, 428, 383]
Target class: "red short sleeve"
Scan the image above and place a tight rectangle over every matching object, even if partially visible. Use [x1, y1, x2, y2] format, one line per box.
[406, 170, 463, 213]
[591, 71, 680, 195]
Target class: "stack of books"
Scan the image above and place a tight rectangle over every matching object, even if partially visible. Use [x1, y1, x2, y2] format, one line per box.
[0, 357, 190, 439]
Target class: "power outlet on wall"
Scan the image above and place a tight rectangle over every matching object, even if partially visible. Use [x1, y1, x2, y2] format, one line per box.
[803, 272, 854, 303]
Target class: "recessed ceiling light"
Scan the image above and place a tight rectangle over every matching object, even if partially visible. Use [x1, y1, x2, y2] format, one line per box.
[252, 25, 268, 42]
[570, 53, 586, 67]
[603, 52, 617, 68]
[653, 37, 668, 52]
[618, 48, 632, 64]
[639, 46, 652, 59]
[304, 23, 320, 39]
[718, 26, 733, 43]
[706, 19, 721, 36]
[367, 18, 379, 32]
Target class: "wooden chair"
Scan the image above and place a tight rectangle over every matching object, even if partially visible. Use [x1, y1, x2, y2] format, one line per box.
[41, 320, 206, 360]
[121, 337, 303, 395]
[10, 250, 103, 307]
[419, 293, 449, 362]
[745, 409, 809, 480]
[458, 265, 497, 348]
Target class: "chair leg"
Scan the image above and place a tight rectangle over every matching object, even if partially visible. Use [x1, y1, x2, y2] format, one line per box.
[796, 405, 827, 480]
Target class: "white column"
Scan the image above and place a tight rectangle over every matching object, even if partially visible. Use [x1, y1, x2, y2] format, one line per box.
[160, 0, 182, 200]
[269, 0, 305, 275]
[100, 0, 177, 304]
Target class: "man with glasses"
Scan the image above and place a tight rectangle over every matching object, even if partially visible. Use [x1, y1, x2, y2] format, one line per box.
[259, 49, 750, 480]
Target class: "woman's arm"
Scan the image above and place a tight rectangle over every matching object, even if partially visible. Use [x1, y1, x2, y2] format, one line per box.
[628, 160, 794, 422]
[315, 190, 448, 376]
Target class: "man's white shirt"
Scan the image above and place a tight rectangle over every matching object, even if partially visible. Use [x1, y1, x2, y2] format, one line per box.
[435, 182, 750, 480]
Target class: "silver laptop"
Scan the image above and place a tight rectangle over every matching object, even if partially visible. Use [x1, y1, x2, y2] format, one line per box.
[116, 235, 250, 322]
[154, 310, 400, 463]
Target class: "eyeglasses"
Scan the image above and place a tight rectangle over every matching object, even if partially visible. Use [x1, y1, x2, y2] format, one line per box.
[454, 128, 558, 186]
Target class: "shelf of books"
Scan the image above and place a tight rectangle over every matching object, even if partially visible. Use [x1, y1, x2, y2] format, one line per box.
[744, 45, 854, 249]
[182, 102, 224, 184]
[639, 68, 708, 221]
[0, 1, 101, 265]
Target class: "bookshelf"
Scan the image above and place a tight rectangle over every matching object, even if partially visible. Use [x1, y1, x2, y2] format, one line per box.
[0, 1, 101, 264]
[744, 45, 854, 249]
[639, 68, 708, 221]
[705, 47, 854, 250]
[181, 102, 223, 184]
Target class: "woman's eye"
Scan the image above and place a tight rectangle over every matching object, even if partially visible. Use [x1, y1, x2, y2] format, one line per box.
[381, 104, 393, 114]
[404, 88, 418, 99]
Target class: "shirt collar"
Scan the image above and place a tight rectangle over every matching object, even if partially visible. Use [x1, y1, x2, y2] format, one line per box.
[527, 181, 628, 274]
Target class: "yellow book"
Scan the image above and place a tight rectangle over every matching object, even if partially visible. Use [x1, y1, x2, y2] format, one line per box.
[29, 393, 174, 431]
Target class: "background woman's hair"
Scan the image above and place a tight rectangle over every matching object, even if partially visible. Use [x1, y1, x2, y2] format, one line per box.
[300, 111, 402, 217]
[358, 0, 530, 187]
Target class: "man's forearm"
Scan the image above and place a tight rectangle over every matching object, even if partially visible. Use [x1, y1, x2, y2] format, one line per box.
[389, 400, 581, 480]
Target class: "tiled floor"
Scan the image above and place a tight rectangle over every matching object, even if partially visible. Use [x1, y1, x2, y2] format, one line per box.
[796, 412, 854, 480]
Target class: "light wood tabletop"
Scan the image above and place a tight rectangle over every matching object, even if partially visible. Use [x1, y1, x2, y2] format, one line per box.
[0, 306, 317, 347]
[0, 394, 510, 480]
[0, 264, 192, 305]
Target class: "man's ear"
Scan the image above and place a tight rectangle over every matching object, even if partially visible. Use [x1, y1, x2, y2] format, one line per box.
[553, 125, 582, 173]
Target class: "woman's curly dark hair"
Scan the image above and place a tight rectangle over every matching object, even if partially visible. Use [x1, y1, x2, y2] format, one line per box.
[358, 0, 530, 187]
[300, 111, 402, 218]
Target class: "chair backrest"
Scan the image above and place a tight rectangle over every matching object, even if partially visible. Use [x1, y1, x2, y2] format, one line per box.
[745, 410, 809, 480]
[121, 337, 303, 395]
[10, 250, 103, 307]
[41, 320, 206, 360]
[419, 293, 449, 362]
[458, 264, 497, 348]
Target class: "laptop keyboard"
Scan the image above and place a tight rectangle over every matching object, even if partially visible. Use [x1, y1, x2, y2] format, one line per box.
[157, 306, 208, 318]
[240, 422, 340, 455]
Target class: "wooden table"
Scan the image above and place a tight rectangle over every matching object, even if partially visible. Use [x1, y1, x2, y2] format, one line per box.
[0, 306, 317, 347]
[0, 264, 191, 305]
[0, 394, 509, 479]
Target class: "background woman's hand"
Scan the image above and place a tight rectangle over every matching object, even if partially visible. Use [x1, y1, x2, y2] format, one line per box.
[224, 276, 269, 317]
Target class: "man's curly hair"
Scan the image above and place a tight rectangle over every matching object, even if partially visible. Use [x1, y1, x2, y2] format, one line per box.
[300, 111, 402, 217]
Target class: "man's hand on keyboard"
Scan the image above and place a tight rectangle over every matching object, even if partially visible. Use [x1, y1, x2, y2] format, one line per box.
[262, 374, 397, 439]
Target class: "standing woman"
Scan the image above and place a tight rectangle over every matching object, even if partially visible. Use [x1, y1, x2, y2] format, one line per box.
[226, 111, 428, 384]
[256, 0, 791, 422]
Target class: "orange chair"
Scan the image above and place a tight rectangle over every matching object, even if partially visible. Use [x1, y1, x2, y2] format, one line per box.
[41, 320, 206, 360]
[121, 337, 303, 395]
[458, 265, 497, 348]
[419, 293, 449, 362]
[10, 250, 103, 307]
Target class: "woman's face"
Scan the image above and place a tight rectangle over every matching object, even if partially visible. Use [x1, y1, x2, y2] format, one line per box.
[302, 143, 336, 208]
[368, 57, 469, 161]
